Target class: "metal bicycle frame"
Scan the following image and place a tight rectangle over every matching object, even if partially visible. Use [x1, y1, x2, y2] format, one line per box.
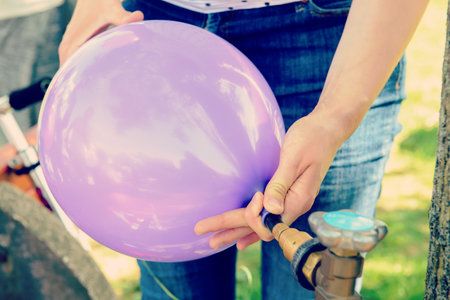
[0, 94, 87, 246]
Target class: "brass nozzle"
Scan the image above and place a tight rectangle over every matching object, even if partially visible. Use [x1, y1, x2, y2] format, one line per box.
[272, 223, 313, 262]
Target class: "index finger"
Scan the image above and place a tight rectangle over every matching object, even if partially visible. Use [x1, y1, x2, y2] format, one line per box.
[194, 208, 247, 235]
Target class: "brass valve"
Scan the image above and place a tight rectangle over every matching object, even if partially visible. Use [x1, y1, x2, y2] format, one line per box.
[262, 209, 388, 299]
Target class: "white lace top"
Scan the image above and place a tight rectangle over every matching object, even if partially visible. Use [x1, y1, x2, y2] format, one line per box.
[162, 0, 300, 13]
[0, 0, 63, 20]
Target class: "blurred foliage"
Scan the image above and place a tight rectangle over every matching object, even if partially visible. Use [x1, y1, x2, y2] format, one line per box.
[236, 243, 262, 300]
[399, 125, 438, 160]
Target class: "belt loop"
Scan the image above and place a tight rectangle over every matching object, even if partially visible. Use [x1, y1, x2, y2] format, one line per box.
[203, 13, 221, 34]
[295, 0, 309, 13]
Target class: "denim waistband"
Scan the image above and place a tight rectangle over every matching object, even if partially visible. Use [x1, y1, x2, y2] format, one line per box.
[123, 0, 353, 26]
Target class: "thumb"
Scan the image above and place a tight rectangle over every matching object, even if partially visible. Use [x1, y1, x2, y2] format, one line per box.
[110, 4, 143, 26]
[263, 164, 298, 215]
[115, 10, 144, 26]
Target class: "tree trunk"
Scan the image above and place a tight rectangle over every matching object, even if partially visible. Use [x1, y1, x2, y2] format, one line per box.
[424, 1, 450, 299]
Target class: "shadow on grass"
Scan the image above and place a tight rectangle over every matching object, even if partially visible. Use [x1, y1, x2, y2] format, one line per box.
[399, 126, 438, 160]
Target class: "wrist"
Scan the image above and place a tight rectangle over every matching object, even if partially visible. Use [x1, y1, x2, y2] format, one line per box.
[310, 95, 371, 145]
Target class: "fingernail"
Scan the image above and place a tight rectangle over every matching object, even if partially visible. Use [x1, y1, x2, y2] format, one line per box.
[236, 243, 246, 251]
[267, 197, 283, 212]
[194, 224, 203, 235]
[209, 240, 220, 249]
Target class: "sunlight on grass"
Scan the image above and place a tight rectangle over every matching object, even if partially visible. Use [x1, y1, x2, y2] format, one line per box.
[366, 260, 419, 276]
[86, 239, 140, 300]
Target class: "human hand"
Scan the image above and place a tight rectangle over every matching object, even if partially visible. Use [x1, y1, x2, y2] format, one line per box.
[195, 110, 346, 250]
[195, 191, 269, 251]
[59, 0, 143, 64]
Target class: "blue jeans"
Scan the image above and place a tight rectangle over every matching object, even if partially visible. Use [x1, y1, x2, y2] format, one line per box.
[122, 0, 406, 299]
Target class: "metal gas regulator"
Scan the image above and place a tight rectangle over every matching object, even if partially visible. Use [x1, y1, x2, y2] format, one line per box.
[262, 209, 387, 300]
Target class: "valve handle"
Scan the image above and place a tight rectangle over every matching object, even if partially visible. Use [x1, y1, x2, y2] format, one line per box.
[308, 210, 387, 252]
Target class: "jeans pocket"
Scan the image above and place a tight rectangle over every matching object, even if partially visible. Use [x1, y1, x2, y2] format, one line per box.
[309, 0, 352, 16]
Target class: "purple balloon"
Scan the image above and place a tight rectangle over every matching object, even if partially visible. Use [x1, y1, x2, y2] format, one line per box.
[38, 20, 285, 262]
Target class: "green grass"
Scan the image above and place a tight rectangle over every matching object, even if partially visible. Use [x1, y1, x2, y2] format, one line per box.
[112, 279, 141, 300]
[361, 208, 430, 300]
[399, 125, 438, 160]
[236, 243, 262, 300]
[102, 1, 448, 299]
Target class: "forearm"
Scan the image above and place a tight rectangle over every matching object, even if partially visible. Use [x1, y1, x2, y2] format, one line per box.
[314, 0, 429, 143]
